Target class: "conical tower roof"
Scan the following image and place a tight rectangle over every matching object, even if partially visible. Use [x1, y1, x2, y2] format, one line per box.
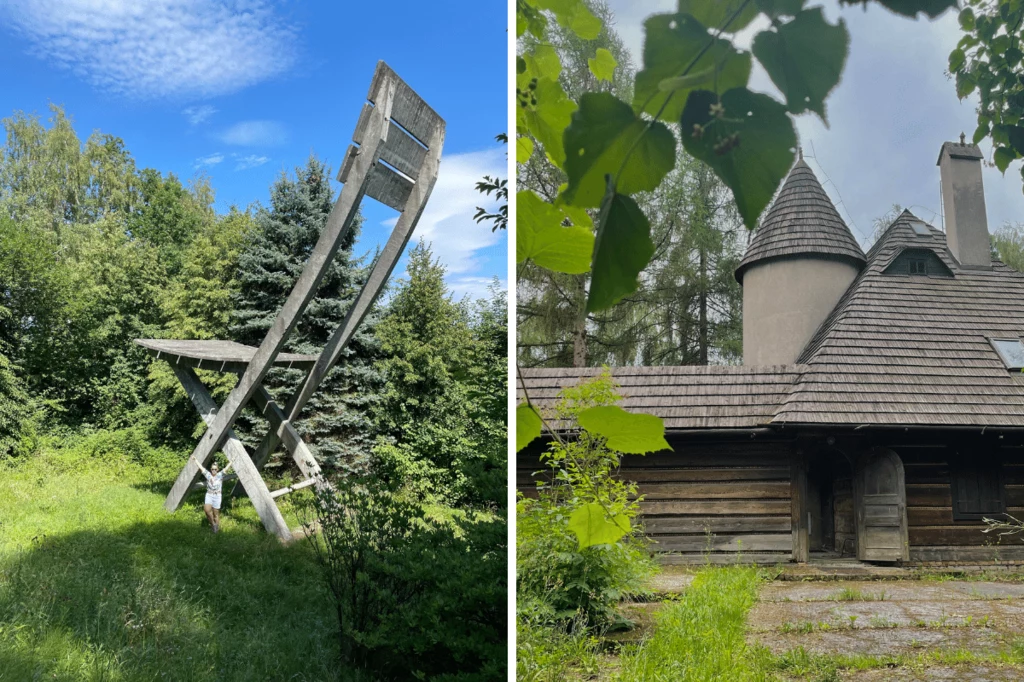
[735, 158, 866, 283]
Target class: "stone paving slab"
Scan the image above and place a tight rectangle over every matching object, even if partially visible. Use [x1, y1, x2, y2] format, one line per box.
[759, 580, 1024, 603]
[837, 663, 1024, 681]
[646, 570, 694, 594]
[749, 598, 1024, 631]
[753, 625, 1008, 657]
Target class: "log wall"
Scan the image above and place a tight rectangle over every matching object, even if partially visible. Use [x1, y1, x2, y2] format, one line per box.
[896, 444, 1024, 564]
[518, 440, 795, 564]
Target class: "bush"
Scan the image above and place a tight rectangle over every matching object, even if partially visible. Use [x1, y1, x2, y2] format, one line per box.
[516, 371, 656, 628]
[303, 478, 506, 681]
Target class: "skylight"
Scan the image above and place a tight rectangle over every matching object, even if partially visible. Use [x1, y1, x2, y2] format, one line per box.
[908, 219, 931, 236]
[990, 338, 1024, 371]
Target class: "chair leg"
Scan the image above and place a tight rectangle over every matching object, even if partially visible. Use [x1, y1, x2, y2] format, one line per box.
[167, 366, 293, 543]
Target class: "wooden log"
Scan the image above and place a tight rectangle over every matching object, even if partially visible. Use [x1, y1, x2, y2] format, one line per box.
[909, 526, 1011, 546]
[637, 481, 791, 500]
[905, 484, 953, 507]
[616, 467, 790, 483]
[649, 533, 793, 553]
[657, 552, 789, 565]
[167, 366, 293, 542]
[642, 516, 791, 534]
[791, 455, 809, 563]
[909, 545, 1024, 563]
[640, 500, 791, 515]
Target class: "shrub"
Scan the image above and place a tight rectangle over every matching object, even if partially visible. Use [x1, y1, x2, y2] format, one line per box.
[303, 477, 506, 681]
[517, 370, 655, 628]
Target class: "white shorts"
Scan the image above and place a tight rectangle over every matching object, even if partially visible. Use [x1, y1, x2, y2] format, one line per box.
[205, 492, 222, 509]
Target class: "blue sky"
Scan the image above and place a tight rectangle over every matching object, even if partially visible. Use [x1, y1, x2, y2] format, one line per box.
[607, 0, 1024, 247]
[0, 0, 508, 300]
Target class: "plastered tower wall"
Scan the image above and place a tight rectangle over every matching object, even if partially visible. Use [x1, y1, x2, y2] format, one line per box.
[742, 258, 860, 365]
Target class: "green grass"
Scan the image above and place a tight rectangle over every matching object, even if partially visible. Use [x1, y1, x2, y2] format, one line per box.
[828, 586, 887, 602]
[0, 435, 344, 681]
[614, 566, 775, 682]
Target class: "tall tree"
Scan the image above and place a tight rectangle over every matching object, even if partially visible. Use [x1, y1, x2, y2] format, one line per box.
[230, 156, 382, 472]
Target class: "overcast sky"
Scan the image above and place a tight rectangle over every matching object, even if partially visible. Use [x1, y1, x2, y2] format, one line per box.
[604, 0, 1024, 248]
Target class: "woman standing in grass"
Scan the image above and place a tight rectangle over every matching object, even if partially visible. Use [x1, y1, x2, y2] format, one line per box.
[191, 455, 232, 533]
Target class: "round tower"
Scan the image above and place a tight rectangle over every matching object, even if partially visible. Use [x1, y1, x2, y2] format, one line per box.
[736, 158, 866, 366]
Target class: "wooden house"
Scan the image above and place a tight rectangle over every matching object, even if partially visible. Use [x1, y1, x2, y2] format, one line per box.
[518, 140, 1024, 566]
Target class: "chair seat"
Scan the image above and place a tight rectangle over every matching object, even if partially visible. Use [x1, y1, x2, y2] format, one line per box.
[135, 339, 319, 372]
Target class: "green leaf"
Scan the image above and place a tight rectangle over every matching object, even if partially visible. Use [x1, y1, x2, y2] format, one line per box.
[516, 76, 577, 168]
[533, 0, 602, 39]
[516, 191, 594, 273]
[680, 88, 797, 230]
[578, 405, 671, 454]
[531, 45, 562, 81]
[587, 191, 655, 313]
[756, 0, 807, 18]
[1007, 126, 1024, 156]
[949, 47, 966, 72]
[838, 0, 956, 19]
[995, 145, 1015, 173]
[517, 0, 548, 38]
[560, 92, 677, 208]
[959, 6, 976, 29]
[751, 8, 849, 122]
[567, 502, 630, 549]
[634, 13, 752, 123]
[956, 69, 977, 99]
[678, 0, 761, 31]
[588, 48, 617, 82]
[516, 403, 543, 452]
[973, 119, 991, 144]
[516, 136, 535, 164]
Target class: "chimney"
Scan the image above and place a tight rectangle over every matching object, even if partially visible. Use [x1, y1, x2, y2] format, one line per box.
[937, 138, 991, 268]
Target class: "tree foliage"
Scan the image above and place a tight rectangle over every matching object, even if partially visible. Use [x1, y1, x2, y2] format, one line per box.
[950, 0, 1024, 183]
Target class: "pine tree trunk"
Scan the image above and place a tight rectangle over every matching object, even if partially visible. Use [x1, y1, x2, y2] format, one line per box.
[573, 275, 587, 367]
[699, 245, 708, 365]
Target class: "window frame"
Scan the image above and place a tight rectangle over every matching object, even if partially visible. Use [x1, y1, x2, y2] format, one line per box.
[950, 455, 1006, 522]
[908, 258, 927, 275]
[989, 338, 1024, 371]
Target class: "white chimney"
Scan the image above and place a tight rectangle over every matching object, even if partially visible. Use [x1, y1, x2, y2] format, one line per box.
[937, 138, 991, 268]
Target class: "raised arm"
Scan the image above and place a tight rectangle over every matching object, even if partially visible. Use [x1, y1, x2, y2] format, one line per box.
[191, 454, 210, 478]
[221, 461, 234, 475]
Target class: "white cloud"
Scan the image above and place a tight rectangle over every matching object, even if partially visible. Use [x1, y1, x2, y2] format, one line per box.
[379, 147, 507, 277]
[0, 0, 297, 99]
[183, 105, 218, 126]
[194, 153, 224, 168]
[447, 276, 508, 302]
[218, 120, 288, 147]
[235, 154, 269, 171]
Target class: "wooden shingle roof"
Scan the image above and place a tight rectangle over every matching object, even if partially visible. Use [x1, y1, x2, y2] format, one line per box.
[517, 365, 805, 430]
[519, 212, 1024, 431]
[735, 159, 866, 283]
[775, 212, 1024, 426]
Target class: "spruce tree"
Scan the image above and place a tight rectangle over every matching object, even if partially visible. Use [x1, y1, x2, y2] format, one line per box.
[231, 155, 382, 472]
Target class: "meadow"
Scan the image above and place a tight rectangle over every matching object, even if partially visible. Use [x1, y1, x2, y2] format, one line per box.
[0, 430, 344, 682]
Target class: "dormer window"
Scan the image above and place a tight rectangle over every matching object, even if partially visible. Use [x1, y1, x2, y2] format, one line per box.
[883, 247, 954, 278]
[908, 258, 927, 275]
[909, 219, 931, 236]
[990, 338, 1024, 371]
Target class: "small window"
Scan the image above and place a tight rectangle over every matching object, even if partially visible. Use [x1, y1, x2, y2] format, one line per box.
[909, 220, 931, 236]
[908, 258, 927, 275]
[990, 338, 1024, 370]
[951, 458, 1005, 521]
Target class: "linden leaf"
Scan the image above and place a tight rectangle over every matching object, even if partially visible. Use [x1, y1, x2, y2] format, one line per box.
[516, 136, 535, 164]
[533, 0, 602, 39]
[995, 145, 1015, 173]
[578, 405, 671, 454]
[949, 47, 966, 73]
[516, 403, 543, 452]
[589, 48, 617, 82]
[568, 502, 631, 550]
[517, 191, 594, 273]
[680, 88, 797, 230]
[634, 13, 751, 123]
[587, 191, 655, 313]
[516, 76, 577, 168]
[678, 0, 761, 30]
[531, 45, 562, 81]
[838, 0, 956, 19]
[751, 8, 849, 122]
[560, 92, 676, 208]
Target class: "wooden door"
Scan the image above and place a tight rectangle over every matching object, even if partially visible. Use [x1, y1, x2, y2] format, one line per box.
[854, 448, 909, 562]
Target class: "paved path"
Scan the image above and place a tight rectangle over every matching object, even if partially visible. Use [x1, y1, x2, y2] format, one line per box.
[748, 578, 1024, 680]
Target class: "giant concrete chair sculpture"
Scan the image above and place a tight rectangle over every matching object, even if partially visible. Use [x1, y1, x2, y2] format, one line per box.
[136, 62, 445, 541]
